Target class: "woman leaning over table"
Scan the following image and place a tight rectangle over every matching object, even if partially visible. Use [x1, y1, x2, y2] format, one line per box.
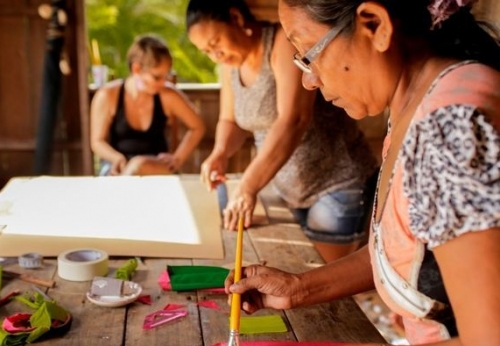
[224, 0, 500, 345]
[186, 0, 379, 263]
[90, 34, 205, 176]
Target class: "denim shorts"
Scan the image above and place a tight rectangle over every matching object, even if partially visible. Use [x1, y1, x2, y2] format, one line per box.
[98, 161, 112, 176]
[215, 170, 378, 244]
[291, 171, 378, 244]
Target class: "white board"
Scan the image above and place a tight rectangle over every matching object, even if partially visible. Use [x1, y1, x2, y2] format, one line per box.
[0, 176, 224, 259]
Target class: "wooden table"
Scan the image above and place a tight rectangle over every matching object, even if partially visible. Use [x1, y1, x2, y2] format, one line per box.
[0, 178, 385, 346]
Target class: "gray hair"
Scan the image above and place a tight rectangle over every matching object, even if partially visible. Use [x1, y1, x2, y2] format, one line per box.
[281, 0, 500, 70]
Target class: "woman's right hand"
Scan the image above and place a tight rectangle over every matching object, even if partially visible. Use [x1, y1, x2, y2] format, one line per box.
[224, 264, 301, 314]
[200, 154, 228, 191]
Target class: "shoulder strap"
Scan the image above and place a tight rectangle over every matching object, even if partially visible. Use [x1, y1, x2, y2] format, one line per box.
[115, 81, 126, 115]
[152, 92, 166, 118]
[262, 23, 276, 68]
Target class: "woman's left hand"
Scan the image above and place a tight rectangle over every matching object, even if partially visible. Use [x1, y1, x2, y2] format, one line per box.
[157, 153, 180, 172]
[223, 186, 256, 230]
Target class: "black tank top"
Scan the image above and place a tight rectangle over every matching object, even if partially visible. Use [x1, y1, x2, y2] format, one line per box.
[109, 82, 169, 158]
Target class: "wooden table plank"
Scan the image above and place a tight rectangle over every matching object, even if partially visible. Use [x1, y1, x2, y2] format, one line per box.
[44, 258, 127, 346]
[247, 220, 384, 343]
[125, 258, 204, 346]
[195, 229, 297, 346]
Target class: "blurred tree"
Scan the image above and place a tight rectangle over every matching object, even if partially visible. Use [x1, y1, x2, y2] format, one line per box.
[86, 0, 217, 83]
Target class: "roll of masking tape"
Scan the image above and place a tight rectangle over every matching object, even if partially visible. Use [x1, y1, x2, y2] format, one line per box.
[19, 252, 43, 269]
[57, 249, 109, 282]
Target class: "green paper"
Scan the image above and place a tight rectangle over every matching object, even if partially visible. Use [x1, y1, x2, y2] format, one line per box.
[167, 265, 229, 291]
[115, 258, 138, 281]
[0, 328, 29, 346]
[236, 315, 288, 334]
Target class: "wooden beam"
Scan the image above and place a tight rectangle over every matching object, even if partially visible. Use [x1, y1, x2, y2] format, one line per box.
[74, 0, 93, 174]
[0, 140, 82, 151]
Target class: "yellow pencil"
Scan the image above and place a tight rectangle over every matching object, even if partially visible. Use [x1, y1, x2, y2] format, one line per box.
[228, 216, 244, 346]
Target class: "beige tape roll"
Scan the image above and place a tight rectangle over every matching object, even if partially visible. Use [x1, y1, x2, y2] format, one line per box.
[57, 248, 109, 282]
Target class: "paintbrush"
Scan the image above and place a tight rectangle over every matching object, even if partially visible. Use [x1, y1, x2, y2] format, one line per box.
[2, 270, 56, 288]
[227, 216, 244, 346]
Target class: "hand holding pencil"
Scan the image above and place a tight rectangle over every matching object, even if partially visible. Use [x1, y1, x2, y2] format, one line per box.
[227, 216, 244, 346]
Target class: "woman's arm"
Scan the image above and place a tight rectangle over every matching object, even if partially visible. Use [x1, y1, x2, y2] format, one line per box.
[161, 86, 205, 169]
[90, 85, 126, 168]
[224, 25, 316, 229]
[433, 228, 500, 346]
[240, 27, 316, 194]
[199, 65, 252, 190]
[211, 65, 252, 159]
[293, 245, 375, 307]
[228, 245, 375, 313]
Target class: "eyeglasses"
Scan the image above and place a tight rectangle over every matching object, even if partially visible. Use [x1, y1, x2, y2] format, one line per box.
[293, 24, 345, 74]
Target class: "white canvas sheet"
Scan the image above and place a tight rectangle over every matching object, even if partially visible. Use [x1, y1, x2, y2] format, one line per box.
[0, 176, 224, 258]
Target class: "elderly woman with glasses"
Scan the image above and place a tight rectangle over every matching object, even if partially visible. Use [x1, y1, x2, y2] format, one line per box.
[90, 34, 205, 176]
[224, 0, 500, 345]
[186, 0, 379, 262]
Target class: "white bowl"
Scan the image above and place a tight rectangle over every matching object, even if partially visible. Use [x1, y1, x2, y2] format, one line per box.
[86, 281, 142, 308]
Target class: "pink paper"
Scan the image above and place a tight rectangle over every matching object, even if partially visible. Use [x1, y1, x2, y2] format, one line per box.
[163, 303, 185, 311]
[143, 303, 188, 330]
[3, 313, 35, 332]
[143, 310, 187, 330]
[158, 270, 172, 290]
[212, 342, 360, 346]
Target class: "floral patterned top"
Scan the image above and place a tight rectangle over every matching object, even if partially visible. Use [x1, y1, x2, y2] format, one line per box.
[369, 61, 500, 344]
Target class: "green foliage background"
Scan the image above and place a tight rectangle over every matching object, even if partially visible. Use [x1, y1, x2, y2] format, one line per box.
[85, 0, 218, 83]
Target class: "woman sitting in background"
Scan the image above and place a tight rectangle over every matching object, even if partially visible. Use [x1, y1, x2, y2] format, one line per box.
[90, 34, 205, 176]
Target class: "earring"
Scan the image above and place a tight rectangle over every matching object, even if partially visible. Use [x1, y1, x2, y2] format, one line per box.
[244, 27, 253, 37]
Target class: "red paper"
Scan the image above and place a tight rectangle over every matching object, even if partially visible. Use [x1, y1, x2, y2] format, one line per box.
[197, 300, 225, 311]
[137, 295, 152, 305]
[212, 342, 361, 346]
[200, 287, 226, 293]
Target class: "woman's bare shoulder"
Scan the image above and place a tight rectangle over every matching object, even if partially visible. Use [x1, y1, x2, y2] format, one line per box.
[98, 79, 123, 93]
[93, 79, 123, 101]
[161, 81, 180, 93]
[91, 79, 124, 115]
[270, 24, 296, 61]
[159, 82, 190, 101]
[271, 24, 289, 47]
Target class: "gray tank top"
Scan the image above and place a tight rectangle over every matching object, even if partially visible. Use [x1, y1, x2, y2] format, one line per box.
[232, 23, 378, 208]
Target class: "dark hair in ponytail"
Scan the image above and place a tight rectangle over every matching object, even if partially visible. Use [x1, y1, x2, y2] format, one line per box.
[186, 0, 256, 30]
[282, 0, 500, 71]
[429, 8, 500, 70]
